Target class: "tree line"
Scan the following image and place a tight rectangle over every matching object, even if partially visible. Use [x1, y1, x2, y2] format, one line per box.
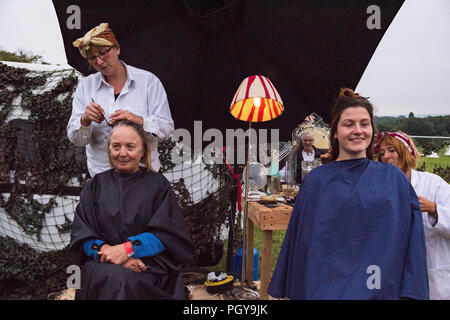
[375, 112, 450, 137]
[374, 113, 450, 155]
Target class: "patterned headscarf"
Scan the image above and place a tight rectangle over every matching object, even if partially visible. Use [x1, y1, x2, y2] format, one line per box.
[73, 23, 120, 58]
[373, 131, 416, 157]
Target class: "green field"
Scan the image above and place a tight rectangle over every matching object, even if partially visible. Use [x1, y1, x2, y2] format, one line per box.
[417, 155, 450, 172]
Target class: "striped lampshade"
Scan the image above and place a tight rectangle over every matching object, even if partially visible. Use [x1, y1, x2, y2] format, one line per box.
[230, 75, 284, 122]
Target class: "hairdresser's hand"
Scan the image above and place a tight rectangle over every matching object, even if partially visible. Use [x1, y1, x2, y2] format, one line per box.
[123, 258, 147, 273]
[320, 152, 332, 164]
[109, 109, 143, 126]
[418, 196, 438, 220]
[81, 101, 104, 126]
[98, 243, 129, 265]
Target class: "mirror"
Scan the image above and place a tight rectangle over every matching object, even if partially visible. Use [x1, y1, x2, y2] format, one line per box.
[292, 113, 330, 150]
[279, 113, 330, 194]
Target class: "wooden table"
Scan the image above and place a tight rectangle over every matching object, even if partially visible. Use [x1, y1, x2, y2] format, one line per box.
[246, 201, 293, 299]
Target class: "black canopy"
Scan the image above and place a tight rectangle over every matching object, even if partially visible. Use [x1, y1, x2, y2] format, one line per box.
[52, 0, 404, 142]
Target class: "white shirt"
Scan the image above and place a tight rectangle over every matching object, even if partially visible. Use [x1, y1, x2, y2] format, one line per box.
[67, 62, 174, 176]
[279, 166, 287, 183]
[302, 150, 315, 162]
[411, 169, 450, 299]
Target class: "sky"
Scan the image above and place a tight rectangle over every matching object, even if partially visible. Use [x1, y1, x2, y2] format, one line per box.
[356, 0, 450, 117]
[0, 0, 449, 117]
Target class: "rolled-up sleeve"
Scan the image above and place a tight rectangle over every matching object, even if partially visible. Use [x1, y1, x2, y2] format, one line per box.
[143, 77, 174, 142]
[67, 81, 93, 146]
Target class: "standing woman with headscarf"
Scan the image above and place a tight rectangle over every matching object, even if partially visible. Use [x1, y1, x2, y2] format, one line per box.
[376, 131, 450, 299]
[67, 23, 174, 177]
[268, 88, 429, 300]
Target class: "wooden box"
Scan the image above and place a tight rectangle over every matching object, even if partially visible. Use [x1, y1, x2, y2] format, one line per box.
[247, 201, 293, 230]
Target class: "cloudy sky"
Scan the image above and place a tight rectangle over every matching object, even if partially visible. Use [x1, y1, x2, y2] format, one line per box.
[0, 0, 449, 117]
[356, 0, 450, 117]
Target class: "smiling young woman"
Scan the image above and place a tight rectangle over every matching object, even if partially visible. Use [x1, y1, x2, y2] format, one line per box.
[334, 107, 373, 160]
[329, 88, 376, 161]
[268, 88, 429, 300]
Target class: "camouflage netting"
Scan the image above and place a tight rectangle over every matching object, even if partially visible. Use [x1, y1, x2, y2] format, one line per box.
[0, 61, 241, 299]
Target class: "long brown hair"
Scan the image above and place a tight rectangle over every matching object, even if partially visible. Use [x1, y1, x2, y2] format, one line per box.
[329, 88, 376, 161]
[108, 120, 154, 171]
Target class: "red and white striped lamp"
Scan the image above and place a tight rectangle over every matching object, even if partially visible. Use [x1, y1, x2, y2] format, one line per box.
[230, 75, 284, 122]
[230, 75, 284, 287]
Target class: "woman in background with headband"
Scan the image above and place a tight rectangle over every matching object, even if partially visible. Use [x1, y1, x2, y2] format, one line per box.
[376, 131, 450, 299]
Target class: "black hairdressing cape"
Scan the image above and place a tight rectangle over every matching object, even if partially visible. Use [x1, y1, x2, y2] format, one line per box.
[268, 158, 429, 300]
[69, 168, 194, 300]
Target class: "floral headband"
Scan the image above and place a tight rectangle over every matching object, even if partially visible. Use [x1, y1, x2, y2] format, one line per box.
[374, 131, 415, 157]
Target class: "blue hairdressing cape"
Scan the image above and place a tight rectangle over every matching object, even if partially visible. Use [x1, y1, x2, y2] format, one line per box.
[268, 158, 429, 300]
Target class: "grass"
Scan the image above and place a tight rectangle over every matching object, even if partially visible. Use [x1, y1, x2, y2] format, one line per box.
[416, 145, 450, 172]
[210, 227, 286, 280]
[417, 155, 450, 172]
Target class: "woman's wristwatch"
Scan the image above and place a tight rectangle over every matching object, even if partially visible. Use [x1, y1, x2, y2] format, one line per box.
[123, 241, 134, 258]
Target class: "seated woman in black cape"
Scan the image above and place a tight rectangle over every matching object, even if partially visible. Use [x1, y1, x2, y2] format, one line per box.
[69, 120, 194, 300]
[268, 88, 429, 300]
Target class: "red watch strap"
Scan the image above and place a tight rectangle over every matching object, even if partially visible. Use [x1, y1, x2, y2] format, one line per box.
[123, 241, 133, 256]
